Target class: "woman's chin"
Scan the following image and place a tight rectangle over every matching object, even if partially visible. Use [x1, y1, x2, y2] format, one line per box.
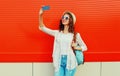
[62, 23, 68, 25]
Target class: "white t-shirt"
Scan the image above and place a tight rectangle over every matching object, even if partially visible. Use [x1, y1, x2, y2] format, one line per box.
[56, 31, 74, 55]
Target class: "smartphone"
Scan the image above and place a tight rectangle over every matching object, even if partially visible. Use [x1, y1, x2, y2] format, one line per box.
[42, 6, 50, 10]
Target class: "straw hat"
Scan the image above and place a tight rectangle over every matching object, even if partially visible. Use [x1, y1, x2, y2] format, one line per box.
[63, 11, 76, 24]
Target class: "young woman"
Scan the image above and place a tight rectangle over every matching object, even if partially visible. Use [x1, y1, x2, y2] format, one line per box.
[39, 7, 87, 76]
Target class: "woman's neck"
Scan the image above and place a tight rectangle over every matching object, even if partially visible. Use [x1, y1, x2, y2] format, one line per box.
[63, 25, 69, 34]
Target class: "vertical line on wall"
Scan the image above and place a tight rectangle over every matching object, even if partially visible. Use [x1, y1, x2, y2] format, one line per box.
[32, 63, 34, 76]
[100, 62, 102, 76]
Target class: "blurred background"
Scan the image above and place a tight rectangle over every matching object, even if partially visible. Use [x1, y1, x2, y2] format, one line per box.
[0, 0, 120, 76]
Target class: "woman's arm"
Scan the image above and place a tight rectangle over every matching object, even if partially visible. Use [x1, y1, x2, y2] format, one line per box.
[76, 33, 88, 51]
[39, 8, 45, 27]
[39, 7, 58, 36]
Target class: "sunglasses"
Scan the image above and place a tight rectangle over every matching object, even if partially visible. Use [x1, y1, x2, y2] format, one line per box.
[62, 16, 69, 20]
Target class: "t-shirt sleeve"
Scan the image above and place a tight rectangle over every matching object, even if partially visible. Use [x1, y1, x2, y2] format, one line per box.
[39, 26, 58, 36]
[76, 33, 88, 51]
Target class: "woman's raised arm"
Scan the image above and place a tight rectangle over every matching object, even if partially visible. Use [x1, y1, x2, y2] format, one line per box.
[39, 7, 58, 36]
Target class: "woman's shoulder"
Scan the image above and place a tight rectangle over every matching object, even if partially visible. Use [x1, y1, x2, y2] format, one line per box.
[75, 32, 82, 38]
[75, 32, 80, 36]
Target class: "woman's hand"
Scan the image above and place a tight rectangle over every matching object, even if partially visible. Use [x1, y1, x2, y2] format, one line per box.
[39, 7, 45, 27]
[39, 7, 44, 15]
[72, 41, 82, 51]
[71, 41, 77, 48]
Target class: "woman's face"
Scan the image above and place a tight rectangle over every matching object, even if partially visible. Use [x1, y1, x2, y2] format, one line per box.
[62, 14, 70, 26]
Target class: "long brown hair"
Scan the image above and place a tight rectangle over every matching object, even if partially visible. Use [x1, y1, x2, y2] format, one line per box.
[59, 12, 77, 53]
[59, 12, 75, 34]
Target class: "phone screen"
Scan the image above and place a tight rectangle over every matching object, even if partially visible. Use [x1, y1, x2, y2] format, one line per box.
[42, 6, 50, 10]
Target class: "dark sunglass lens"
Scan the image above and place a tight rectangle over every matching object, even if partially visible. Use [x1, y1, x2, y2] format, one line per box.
[62, 16, 69, 20]
[65, 17, 69, 20]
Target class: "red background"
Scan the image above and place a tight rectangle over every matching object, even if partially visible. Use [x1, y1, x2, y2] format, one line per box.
[0, 0, 120, 62]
